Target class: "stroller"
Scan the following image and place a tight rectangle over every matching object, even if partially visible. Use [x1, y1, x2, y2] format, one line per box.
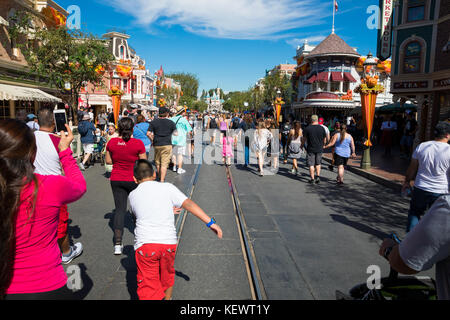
[91, 135, 107, 165]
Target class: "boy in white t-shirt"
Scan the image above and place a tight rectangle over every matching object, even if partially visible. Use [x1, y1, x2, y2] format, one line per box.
[129, 159, 223, 300]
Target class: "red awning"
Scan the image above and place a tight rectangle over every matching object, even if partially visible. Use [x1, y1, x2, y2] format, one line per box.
[343, 72, 357, 82]
[331, 72, 344, 81]
[317, 72, 329, 82]
[306, 74, 317, 84]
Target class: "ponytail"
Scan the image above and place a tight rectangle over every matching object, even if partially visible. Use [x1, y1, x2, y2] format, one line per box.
[118, 117, 134, 142]
[339, 124, 347, 144]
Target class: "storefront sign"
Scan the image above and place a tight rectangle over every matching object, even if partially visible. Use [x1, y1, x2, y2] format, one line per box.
[394, 81, 428, 89]
[377, 0, 394, 61]
[433, 78, 450, 88]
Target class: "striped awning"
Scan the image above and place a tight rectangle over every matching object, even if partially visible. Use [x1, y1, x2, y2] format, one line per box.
[0, 16, 9, 27]
[0, 83, 62, 102]
[306, 74, 317, 84]
[317, 72, 329, 82]
[343, 72, 357, 82]
[331, 72, 343, 81]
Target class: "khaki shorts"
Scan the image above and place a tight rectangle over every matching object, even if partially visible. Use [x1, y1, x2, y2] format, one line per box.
[154, 145, 172, 168]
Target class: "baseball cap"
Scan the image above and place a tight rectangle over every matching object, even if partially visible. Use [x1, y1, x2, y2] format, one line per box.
[318, 117, 324, 125]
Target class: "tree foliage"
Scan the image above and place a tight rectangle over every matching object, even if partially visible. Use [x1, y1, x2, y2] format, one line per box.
[260, 72, 293, 107]
[9, 12, 115, 124]
[165, 72, 199, 99]
[223, 91, 252, 112]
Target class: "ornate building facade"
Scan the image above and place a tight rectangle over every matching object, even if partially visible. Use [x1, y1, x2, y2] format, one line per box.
[78, 31, 155, 116]
[204, 87, 224, 112]
[390, 0, 450, 144]
[0, 0, 67, 119]
[292, 33, 393, 120]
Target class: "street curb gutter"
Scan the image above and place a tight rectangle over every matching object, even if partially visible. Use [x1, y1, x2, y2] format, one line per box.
[322, 157, 402, 193]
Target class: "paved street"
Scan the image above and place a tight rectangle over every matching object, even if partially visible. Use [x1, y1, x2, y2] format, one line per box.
[62, 148, 434, 300]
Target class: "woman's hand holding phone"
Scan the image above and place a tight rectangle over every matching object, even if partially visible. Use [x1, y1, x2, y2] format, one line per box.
[58, 124, 74, 152]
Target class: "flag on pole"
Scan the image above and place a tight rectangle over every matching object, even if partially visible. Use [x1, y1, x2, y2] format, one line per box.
[335, 0, 338, 12]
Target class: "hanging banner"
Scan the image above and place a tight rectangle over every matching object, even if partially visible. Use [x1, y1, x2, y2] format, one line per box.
[377, 0, 394, 61]
[361, 92, 377, 146]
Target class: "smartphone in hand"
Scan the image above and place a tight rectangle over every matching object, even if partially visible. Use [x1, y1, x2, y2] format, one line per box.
[54, 109, 68, 133]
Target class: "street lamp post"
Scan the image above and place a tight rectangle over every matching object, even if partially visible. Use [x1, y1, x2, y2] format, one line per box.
[355, 52, 384, 170]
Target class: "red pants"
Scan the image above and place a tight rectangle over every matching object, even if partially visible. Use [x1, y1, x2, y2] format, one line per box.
[135, 243, 177, 300]
[57, 205, 69, 240]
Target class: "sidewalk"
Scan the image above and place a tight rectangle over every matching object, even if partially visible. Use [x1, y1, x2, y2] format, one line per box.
[230, 156, 434, 299]
[323, 145, 409, 192]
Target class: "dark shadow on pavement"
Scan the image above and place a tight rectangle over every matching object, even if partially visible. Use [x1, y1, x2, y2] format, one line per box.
[72, 263, 94, 300]
[67, 219, 81, 240]
[303, 170, 408, 235]
[330, 214, 390, 241]
[104, 211, 135, 244]
[121, 245, 138, 300]
[175, 271, 190, 281]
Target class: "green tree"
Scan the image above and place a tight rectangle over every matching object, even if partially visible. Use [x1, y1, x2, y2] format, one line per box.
[9, 16, 114, 124]
[223, 91, 252, 112]
[157, 86, 178, 107]
[261, 72, 293, 108]
[165, 72, 199, 99]
[191, 99, 208, 113]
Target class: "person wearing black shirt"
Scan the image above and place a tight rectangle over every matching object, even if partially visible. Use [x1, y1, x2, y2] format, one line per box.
[281, 115, 294, 164]
[400, 112, 417, 159]
[302, 115, 327, 184]
[147, 107, 177, 182]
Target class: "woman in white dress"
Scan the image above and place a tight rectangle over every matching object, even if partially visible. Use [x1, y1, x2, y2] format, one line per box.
[253, 120, 273, 176]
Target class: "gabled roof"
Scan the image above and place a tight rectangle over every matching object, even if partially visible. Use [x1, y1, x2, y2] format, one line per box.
[307, 33, 360, 58]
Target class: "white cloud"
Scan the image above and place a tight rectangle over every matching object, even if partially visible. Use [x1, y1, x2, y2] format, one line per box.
[106, 0, 328, 40]
[286, 35, 328, 48]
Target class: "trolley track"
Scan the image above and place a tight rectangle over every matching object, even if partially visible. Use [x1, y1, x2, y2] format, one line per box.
[175, 156, 266, 300]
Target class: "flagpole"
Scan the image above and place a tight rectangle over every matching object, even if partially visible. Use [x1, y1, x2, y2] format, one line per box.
[332, 0, 335, 34]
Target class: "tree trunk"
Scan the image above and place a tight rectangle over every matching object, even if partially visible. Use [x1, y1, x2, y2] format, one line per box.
[71, 91, 79, 126]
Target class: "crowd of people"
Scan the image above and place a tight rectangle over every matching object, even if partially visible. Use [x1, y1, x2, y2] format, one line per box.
[0, 105, 221, 300]
[0, 103, 449, 300]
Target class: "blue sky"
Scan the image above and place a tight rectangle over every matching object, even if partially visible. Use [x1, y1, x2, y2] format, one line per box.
[58, 0, 380, 94]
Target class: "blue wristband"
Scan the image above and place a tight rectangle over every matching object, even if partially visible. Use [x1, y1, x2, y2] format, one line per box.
[206, 218, 216, 228]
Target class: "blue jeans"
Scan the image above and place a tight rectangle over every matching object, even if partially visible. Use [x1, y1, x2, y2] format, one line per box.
[407, 187, 444, 232]
[245, 144, 250, 166]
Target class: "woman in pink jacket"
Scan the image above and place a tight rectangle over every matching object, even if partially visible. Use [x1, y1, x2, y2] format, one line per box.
[0, 119, 87, 300]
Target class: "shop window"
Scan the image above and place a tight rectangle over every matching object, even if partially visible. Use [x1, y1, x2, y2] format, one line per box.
[330, 81, 340, 93]
[407, 0, 425, 22]
[317, 81, 327, 91]
[343, 82, 350, 93]
[403, 41, 422, 73]
[16, 101, 35, 116]
[0, 100, 11, 119]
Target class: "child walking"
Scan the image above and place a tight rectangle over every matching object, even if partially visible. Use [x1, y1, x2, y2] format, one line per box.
[128, 160, 223, 300]
[222, 129, 234, 166]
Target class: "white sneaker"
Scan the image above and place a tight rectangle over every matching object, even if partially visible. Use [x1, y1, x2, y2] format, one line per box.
[173, 165, 177, 172]
[62, 242, 83, 264]
[114, 244, 123, 255]
[177, 168, 186, 174]
[79, 163, 85, 171]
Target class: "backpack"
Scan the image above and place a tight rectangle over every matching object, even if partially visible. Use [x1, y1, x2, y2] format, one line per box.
[232, 118, 240, 129]
[209, 118, 218, 129]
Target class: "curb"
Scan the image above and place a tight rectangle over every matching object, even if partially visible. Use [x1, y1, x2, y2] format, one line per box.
[322, 156, 402, 193]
